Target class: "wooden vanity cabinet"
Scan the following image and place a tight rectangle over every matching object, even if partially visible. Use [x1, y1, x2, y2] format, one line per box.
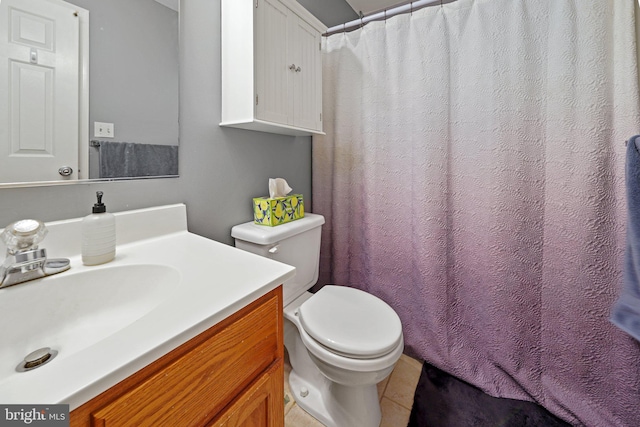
[70, 287, 284, 427]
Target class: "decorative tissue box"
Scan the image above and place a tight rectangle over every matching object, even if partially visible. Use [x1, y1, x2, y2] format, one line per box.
[253, 194, 304, 226]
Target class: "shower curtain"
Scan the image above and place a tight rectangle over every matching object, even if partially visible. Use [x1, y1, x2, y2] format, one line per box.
[312, 0, 640, 425]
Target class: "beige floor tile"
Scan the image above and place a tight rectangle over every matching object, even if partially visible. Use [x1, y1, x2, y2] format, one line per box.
[285, 405, 326, 427]
[383, 354, 422, 410]
[377, 375, 390, 401]
[380, 397, 411, 427]
[400, 353, 423, 372]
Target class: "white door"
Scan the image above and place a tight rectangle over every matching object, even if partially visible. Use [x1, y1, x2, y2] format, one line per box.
[0, 0, 80, 183]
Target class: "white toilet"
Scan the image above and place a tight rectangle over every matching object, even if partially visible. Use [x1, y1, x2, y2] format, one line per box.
[232, 213, 404, 427]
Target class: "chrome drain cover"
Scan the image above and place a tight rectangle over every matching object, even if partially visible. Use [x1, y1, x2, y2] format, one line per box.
[16, 347, 58, 372]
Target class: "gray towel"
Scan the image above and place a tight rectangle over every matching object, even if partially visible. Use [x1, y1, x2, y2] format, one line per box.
[611, 134, 640, 341]
[99, 141, 178, 178]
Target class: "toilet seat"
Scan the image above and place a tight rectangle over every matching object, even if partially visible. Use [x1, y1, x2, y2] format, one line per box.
[298, 285, 403, 359]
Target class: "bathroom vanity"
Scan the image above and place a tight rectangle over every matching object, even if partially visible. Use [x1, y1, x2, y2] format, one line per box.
[0, 204, 294, 427]
[70, 287, 284, 426]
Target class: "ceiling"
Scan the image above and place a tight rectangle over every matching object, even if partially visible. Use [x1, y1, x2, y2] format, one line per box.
[297, 0, 407, 28]
[154, 0, 179, 12]
[345, 0, 405, 15]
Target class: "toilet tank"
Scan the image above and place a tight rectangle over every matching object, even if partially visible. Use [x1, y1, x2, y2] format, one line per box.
[231, 214, 325, 306]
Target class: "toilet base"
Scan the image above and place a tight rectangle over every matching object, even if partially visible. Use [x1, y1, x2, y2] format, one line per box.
[284, 310, 383, 427]
[288, 366, 382, 427]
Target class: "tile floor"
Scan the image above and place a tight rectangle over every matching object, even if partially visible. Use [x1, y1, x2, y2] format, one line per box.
[284, 352, 423, 427]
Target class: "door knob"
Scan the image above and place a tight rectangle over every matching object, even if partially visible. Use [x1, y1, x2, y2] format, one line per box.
[58, 166, 73, 176]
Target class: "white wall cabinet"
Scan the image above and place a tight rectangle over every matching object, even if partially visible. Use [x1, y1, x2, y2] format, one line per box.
[221, 0, 326, 137]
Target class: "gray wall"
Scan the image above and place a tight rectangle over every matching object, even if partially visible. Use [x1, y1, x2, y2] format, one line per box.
[70, 0, 180, 148]
[179, 0, 312, 244]
[0, 0, 312, 246]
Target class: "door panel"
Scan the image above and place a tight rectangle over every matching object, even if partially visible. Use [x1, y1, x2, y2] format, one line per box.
[255, 0, 290, 126]
[209, 362, 284, 427]
[0, 0, 80, 182]
[10, 62, 53, 154]
[291, 17, 320, 131]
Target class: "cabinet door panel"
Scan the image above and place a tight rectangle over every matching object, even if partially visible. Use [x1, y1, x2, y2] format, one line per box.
[291, 16, 320, 131]
[256, 0, 290, 125]
[209, 361, 284, 427]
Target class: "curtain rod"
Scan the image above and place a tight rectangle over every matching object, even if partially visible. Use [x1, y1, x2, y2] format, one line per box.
[324, 0, 455, 36]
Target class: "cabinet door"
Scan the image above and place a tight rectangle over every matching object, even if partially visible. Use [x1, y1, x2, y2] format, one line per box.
[209, 361, 284, 427]
[255, 0, 291, 126]
[290, 15, 321, 131]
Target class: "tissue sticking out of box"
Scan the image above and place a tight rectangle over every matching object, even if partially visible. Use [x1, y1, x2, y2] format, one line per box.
[269, 178, 292, 199]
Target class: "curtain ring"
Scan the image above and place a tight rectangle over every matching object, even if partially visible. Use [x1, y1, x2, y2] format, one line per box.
[384, 9, 387, 22]
[359, 11, 364, 28]
[410, 2, 413, 15]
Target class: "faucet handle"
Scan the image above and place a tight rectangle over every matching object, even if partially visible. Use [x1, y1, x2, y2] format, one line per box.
[2, 219, 48, 254]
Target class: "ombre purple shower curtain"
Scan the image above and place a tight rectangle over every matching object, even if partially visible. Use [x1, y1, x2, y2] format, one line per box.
[312, 0, 640, 425]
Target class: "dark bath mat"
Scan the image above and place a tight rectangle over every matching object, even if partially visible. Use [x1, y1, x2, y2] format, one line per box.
[407, 362, 572, 427]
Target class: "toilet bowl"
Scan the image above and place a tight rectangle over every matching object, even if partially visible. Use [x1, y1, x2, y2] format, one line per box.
[232, 214, 404, 427]
[284, 287, 403, 427]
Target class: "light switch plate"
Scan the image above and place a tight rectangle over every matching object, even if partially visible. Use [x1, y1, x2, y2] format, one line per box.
[94, 122, 115, 138]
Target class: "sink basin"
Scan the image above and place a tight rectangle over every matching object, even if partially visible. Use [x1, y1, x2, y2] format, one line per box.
[0, 264, 179, 379]
[0, 204, 295, 408]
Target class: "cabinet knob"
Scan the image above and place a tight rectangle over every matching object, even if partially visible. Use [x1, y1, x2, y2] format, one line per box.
[295, 66, 301, 72]
[289, 64, 297, 71]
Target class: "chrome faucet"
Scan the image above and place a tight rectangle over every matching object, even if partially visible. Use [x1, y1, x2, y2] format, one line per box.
[0, 219, 70, 289]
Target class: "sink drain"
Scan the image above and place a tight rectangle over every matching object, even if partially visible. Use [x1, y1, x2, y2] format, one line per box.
[16, 347, 58, 372]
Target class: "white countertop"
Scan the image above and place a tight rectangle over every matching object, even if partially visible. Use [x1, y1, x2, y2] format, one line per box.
[0, 204, 295, 409]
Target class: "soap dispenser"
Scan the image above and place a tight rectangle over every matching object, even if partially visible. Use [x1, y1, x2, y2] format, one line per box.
[82, 191, 116, 265]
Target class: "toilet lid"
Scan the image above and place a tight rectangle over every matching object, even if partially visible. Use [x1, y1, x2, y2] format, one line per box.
[298, 285, 403, 358]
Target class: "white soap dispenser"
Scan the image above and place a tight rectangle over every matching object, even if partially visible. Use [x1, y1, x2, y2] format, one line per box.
[82, 191, 116, 265]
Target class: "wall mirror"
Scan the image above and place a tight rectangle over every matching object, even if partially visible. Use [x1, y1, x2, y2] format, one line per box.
[0, 0, 179, 188]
